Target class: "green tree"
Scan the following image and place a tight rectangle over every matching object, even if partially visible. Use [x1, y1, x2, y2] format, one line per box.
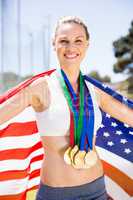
[113, 21, 133, 98]
[89, 70, 111, 83]
[113, 21, 133, 74]
[0, 72, 33, 93]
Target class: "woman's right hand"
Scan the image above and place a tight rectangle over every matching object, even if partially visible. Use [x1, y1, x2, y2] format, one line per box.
[30, 77, 51, 112]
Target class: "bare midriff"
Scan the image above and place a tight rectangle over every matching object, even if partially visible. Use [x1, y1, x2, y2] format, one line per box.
[40, 135, 104, 187]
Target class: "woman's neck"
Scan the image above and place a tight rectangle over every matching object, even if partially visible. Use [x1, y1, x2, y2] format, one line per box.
[61, 66, 80, 93]
[61, 66, 80, 85]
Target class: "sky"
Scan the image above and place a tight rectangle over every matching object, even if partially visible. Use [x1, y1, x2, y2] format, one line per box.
[1, 0, 133, 82]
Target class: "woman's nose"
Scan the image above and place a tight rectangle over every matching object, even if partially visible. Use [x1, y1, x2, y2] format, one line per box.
[66, 42, 76, 49]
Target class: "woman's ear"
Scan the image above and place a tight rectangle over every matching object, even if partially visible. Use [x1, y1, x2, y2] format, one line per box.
[87, 41, 89, 48]
[85, 41, 89, 51]
[52, 38, 56, 51]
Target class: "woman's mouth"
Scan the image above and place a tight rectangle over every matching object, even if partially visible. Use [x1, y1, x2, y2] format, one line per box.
[64, 53, 79, 59]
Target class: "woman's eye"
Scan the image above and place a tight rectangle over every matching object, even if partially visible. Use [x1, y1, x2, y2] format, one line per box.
[75, 39, 82, 44]
[60, 40, 69, 44]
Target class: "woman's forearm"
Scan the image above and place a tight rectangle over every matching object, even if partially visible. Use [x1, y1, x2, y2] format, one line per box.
[0, 89, 30, 125]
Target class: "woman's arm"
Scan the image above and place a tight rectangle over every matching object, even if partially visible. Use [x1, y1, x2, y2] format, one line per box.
[95, 87, 133, 127]
[0, 77, 49, 125]
[0, 87, 31, 125]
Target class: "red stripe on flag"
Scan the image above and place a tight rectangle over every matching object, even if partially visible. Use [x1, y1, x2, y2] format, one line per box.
[102, 160, 133, 196]
[0, 121, 38, 137]
[0, 169, 30, 181]
[0, 142, 42, 160]
[0, 192, 26, 200]
[30, 154, 44, 163]
[0, 155, 43, 181]
[29, 169, 41, 180]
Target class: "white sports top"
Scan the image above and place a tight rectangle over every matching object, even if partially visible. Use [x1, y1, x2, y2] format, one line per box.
[35, 71, 102, 136]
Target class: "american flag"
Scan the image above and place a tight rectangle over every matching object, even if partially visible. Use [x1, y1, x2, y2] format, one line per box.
[84, 75, 133, 200]
[96, 111, 133, 200]
[0, 70, 133, 200]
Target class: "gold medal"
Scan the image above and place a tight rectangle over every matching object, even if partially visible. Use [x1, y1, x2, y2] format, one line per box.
[84, 150, 98, 168]
[64, 147, 72, 165]
[72, 150, 86, 169]
[70, 145, 79, 163]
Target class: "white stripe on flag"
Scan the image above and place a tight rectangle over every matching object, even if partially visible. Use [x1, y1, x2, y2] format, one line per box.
[0, 133, 40, 151]
[30, 160, 43, 173]
[0, 159, 31, 172]
[0, 177, 29, 195]
[0, 149, 43, 172]
[29, 148, 44, 161]
[96, 146, 133, 178]
[28, 177, 40, 189]
[0, 107, 36, 130]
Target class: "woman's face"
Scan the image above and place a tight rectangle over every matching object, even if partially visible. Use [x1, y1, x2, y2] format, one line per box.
[53, 22, 89, 69]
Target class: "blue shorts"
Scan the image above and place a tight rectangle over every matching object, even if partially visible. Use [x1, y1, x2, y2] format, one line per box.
[36, 176, 107, 200]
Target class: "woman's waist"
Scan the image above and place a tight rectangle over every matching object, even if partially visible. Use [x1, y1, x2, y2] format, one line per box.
[40, 153, 104, 187]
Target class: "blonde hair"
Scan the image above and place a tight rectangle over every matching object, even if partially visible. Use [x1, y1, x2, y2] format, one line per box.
[54, 16, 90, 40]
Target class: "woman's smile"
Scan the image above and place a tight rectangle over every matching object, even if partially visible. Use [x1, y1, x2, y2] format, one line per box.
[64, 52, 80, 59]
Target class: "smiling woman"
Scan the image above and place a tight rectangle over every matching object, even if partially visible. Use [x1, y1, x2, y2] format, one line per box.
[53, 17, 89, 84]
[0, 16, 133, 200]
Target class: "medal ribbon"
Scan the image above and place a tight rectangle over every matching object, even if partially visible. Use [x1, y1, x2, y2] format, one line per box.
[60, 69, 84, 146]
[86, 83, 95, 150]
[57, 69, 95, 151]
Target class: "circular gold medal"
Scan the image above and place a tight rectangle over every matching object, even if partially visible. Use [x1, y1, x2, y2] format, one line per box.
[72, 150, 86, 169]
[70, 145, 79, 164]
[84, 150, 98, 168]
[64, 147, 72, 165]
